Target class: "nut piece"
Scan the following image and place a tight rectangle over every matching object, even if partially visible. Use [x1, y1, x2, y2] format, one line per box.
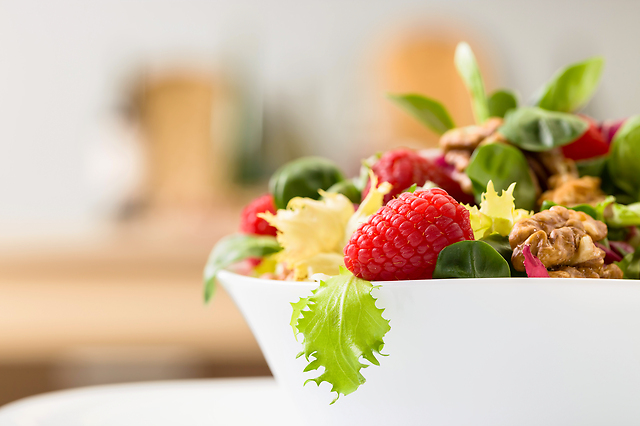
[509, 206, 610, 278]
[549, 263, 623, 279]
[539, 176, 607, 207]
[439, 117, 503, 153]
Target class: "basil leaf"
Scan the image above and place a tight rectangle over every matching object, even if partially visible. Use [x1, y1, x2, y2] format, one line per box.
[203, 234, 281, 302]
[269, 157, 345, 210]
[454, 42, 489, 124]
[388, 94, 455, 135]
[466, 143, 536, 210]
[433, 240, 510, 278]
[607, 115, 640, 201]
[535, 56, 604, 112]
[295, 271, 390, 402]
[327, 179, 361, 203]
[488, 89, 518, 118]
[499, 107, 589, 152]
[481, 234, 527, 277]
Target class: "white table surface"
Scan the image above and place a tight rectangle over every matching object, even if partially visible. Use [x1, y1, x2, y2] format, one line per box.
[0, 378, 299, 426]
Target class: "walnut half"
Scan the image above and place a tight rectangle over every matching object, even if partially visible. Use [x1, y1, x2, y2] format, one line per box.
[509, 206, 621, 278]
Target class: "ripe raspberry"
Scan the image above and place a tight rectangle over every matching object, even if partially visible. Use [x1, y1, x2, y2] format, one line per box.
[365, 149, 472, 204]
[344, 188, 474, 281]
[240, 194, 278, 236]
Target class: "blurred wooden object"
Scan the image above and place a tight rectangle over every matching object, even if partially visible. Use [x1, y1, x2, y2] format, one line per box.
[374, 27, 494, 148]
[134, 71, 234, 211]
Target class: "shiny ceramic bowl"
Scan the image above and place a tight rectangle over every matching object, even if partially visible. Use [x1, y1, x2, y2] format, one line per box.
[218, 270, 640, 426]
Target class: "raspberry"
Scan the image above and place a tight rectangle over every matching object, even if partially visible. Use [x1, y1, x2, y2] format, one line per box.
[344, 188, 474, 281]
[365, 149, 472, 204]
[240, 194, 278, 236]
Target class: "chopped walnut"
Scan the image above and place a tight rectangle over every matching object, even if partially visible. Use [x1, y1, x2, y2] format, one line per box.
[549, 263, 623, 279]
[444, 149, 471, 172]
[539, 176, 607, 207]
[439, 117, 503, 153]
[509, 206, 610, 278]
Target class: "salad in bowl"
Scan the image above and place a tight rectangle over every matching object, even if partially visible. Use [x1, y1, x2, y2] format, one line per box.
[204, 43, 640, 425]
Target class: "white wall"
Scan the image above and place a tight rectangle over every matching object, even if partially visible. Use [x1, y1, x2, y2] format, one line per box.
[1, 0, 639, 238]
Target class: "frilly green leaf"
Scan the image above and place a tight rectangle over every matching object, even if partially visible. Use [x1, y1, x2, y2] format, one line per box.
[294, 272, 390, 403]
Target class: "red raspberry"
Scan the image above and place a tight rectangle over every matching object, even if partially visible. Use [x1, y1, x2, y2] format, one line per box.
[239, 194, 278, 236]
[344, 188, 474, 281]
[365, 149, 472, 204]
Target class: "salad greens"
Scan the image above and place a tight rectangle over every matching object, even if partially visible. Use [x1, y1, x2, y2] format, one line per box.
[203, 234, 281, 302]
[466, 144, 536, 210]
[499, 107, 588, 152]
[487, 89, 518, 118]
[292, 268, 390, 402]
[607, 115, 640, 201]
[388, 94, 455, 135]
[454, 42, 490, 124]
[534, 56, 604, 113]
[433, 240, 510, 278]
[269, 157, 345, 210]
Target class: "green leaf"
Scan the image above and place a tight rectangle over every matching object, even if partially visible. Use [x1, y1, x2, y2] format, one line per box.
[203, 234, 281, 303]
[607, 115, 640, 201]
[433, 240, 511, 278]
[480, 234, 527, 277]
[290, 297, 310, 339]
[577, 155, 608, 178]
[270, 157, 345, 210]
[327, 179, 361, 204]
[488, 89, 518, 118]
[616, 247, 640, 279]
[465, 143, 537, 210]
[454, 42, 489, 124]
[388, 94, 455, 135]
[295, 273, 390, 402]
[540, 200, 599, 220]
[499, 107, 589, 152]
[602, 202, 640, 228]
[535, 56, 604, 112]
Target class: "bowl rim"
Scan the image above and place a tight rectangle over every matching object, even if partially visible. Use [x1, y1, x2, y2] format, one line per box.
[217, 269, 635, 290]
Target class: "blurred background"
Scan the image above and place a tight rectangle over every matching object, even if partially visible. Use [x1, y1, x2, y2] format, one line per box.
[1, 0, 640, 405]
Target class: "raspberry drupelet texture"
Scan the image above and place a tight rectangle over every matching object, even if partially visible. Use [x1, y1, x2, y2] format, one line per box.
[365, 148, 472, 204]
[239, 194, 278, 236]
[344, 188, 474, 281]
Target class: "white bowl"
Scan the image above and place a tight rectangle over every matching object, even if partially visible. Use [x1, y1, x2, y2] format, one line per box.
[218, 270, 640, 426]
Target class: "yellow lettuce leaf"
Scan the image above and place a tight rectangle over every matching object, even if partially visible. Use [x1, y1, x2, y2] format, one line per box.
[465, 181, 532, 240]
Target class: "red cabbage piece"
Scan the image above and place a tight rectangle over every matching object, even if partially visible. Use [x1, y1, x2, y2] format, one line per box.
[522, 245, 549, 277]
[599, 119, 626, 144]
[596, 241, 623, 264]
[610, 240, 634, 257]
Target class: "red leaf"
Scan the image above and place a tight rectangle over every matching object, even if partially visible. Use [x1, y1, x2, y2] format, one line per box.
[522, 245, 549, 278]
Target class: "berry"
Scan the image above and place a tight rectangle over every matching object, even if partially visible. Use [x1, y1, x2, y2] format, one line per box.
[562, 119, 609, 161]
[365, 149, 472, 204]
[240, 194, 278, 236]
[344, 188, 474, 281]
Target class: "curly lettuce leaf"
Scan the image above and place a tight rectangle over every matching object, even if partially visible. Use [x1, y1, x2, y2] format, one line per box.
[294, 269, 390, 403]
[344, 173, 392, 245]
[465, 181, 532, 240]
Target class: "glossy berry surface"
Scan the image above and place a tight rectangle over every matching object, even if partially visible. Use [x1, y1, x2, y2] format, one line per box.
[239, 194, 278, 236]
[366, 148, 471, 204]
[344, 188, 474, 281]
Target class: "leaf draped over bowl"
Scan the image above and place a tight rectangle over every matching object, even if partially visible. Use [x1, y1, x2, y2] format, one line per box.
[499, 107, 589, 152]
[433, 240, 511, 278]
[292, 269, 390, 403]
[534, 56, 604, 113]
[607, 115, 640, 202]
[203, 234, 282, 302]
[455, 42, 489, 124]
[465, 144, 537, 210]
[387, 94, 455, 135]
[488, 89, 518, 118]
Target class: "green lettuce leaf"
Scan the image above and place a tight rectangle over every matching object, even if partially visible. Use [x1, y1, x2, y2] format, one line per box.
[534, 56, 604, 112]
[203, 234, 281, 302]
[499, 107, 589, 152]
[617, 247, 640, 279]
[433, 240, 511, 279]
[454, 42, 489, 124]
[294, 269, 390, 403]
[290, 297, 310, 339]
[488, 89, 518, 118]
[388, 94, 455, 135]
[607, 115, 640, 201]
